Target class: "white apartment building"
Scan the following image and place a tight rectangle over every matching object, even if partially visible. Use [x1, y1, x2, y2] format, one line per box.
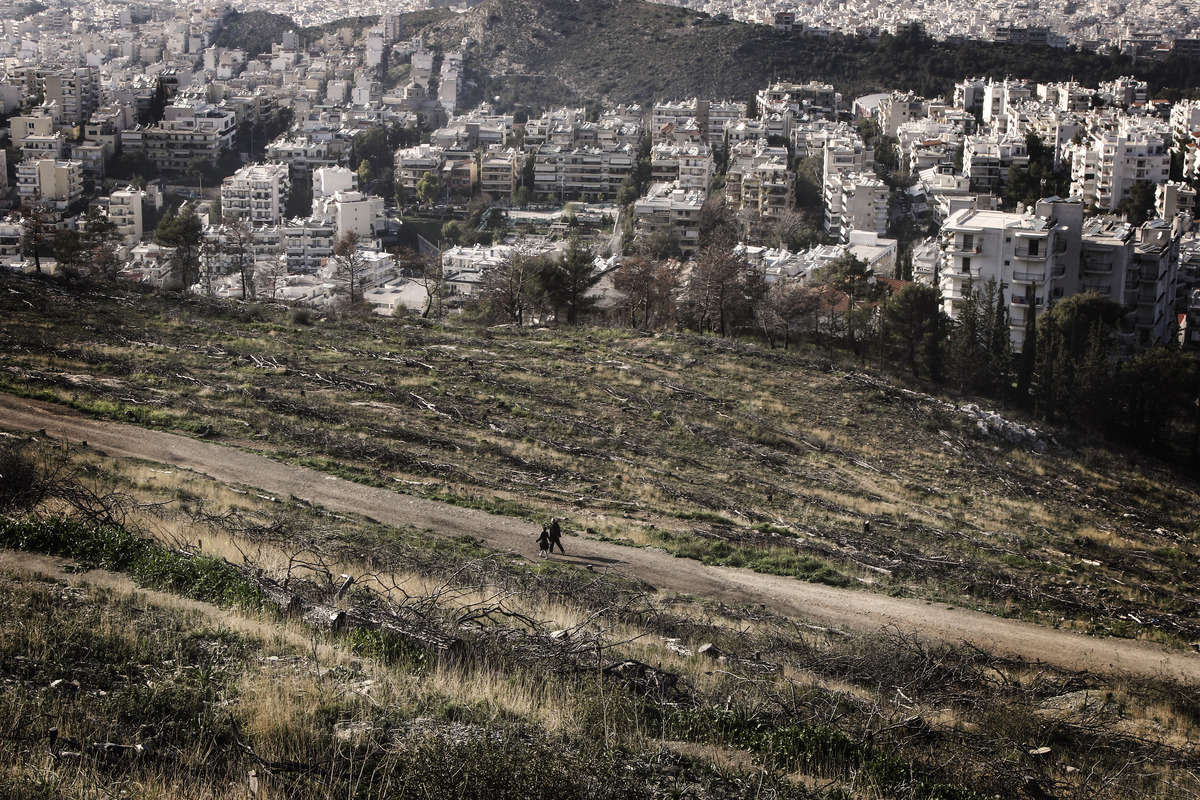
[824, 171, 889, 242]
[879, 92, 925, 137]
[312, 190, 386, 240]
[652, 99, 746, 148]
[940, 198, 1188, 348]
[480, 149, 521, 202]
[632, 182, 705, 256]
[313, 165, 357, 200]
[16, 158, 83, 207]
[650, 140, 714, 193]
[281, 216, 336, 272]
[106, 185, 145, 245]
[1066, 126, 1170, 212]
[221, 163, 291, 226]
[726, 140, 795, 220]
[939, 202, 1080, 351]
[757, 81, 839, 119]
[531, 144, 636, 200]
[395, 143, 445, 192]
[1157, 182, 1197, 223]
[266, 134, 343, 177]
[963, 134, 1029, 194]
[1170, 100, 1200, 143]
[823, 138, 874, 184]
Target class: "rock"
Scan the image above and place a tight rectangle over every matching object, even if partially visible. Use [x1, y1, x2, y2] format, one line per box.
[697, 642, 723, 660]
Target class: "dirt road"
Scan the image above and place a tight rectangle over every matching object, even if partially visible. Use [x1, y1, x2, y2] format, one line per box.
[4, 391, 1198, 682]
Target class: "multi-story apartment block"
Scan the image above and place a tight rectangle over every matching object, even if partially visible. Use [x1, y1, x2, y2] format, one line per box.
[824, 172, 889, 242]
[939, 201, 1079, 350]
[963, 134, 1030, 194]
[653, 99, 746, 149]
[940, 198, 1188, 348]
[632, 182, 705, 256]
[879, 92, 925, 137]
[42, 67, 100, 127]
[650, 134, 714, 193]
[16, 158, 83, 207]
[311, 190, 385, 240]
[824, 137, 875, 186]
[106, 185, 146, 245]
[1079, 214, 1189, 344]
[1066, 126, 1170, 212]
[757, 81, 839, 119]
[221, 163, 291, 226]
[1157, 182, 1197, 223]
[124, 101, 237, 174]
[726, 140, 795, 220]
[395, 143, 445, 192]
[480, 149, 522, 202]
[281, 216, 336, 272]
[266, 134, 345, 178]
[9, 113, 56, 148]
[530, 144, 636, 200]
[1170, 100, 1200, 143]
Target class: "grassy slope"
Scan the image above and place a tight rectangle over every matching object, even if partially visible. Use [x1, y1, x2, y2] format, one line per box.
[1, 277, 1198, 648]
[3, 445, 1200, 800]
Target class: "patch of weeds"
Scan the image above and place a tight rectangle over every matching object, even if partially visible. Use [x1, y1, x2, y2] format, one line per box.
[650, 530, 851, 587]
[0, 516, 264, 608]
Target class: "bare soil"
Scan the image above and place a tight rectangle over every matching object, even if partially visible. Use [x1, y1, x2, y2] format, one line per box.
[4, 391, 1199, 682]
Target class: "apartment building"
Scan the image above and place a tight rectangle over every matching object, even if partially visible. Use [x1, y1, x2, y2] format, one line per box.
[726, 140, 795, 221]
[632, 182, 705, 256]
[963, 134, 1030, 194]
[395, 143, 445, 192]
[106, 185, 146, 245]
[650, 138, 714, 193]
[652, 99, 746, 149]
[42, 67, 100, 127]
[1066, 126, 1170, 212]
[1157, 182, 1197, 223]
[16, 157, 83, 207]
[940, 198, 1188, 348]
[280, 216, 336, 272]
[530, 144, 636, 200]
[940, 202, 1079, 350]
[123, 101, 236, 174]
[757, 81, 839, 119]
[1170, 99, 1200, 143]
[221, 162, 291, 226]
[824, 172, 889, 242]
[879, 92, 925, 137]
[266, 134, 346, 178]
[479, 149, 521, 202]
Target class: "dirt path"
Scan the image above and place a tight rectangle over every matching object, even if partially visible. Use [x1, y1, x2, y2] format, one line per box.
[4, 391, 1199, 682]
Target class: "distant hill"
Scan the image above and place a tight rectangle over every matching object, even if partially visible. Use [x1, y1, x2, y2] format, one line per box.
[401, 0, 1197, 108]
[207, 1, 1199, 110]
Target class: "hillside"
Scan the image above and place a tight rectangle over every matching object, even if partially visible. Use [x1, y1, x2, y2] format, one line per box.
[3, 275, 1200, 798]
[400, 0, 1198, 108]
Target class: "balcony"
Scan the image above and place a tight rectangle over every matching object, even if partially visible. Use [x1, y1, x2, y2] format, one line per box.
[946, 242, 981, 255]
[1050, 265, 1066, 277]
[1012, 270, 1044, 283]
[1013, 247, 1048, 261]
[1082, 260, 1113, 274]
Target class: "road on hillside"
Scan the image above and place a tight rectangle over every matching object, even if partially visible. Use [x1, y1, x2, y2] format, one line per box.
[3, 391, 1199, 682]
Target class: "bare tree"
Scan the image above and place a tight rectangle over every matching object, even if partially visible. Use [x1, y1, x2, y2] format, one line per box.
[398, 244, 447, 320]
[479, 239, 542, 325]
[19, 197, 54, 274]
[612, 254, 681, 330]
[220, 215, 256, 300]
[330, 231, 367, 310]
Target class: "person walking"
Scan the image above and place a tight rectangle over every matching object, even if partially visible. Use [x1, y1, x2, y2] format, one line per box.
[536, 526, 550, 558]
[547, 518, 565, 555]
